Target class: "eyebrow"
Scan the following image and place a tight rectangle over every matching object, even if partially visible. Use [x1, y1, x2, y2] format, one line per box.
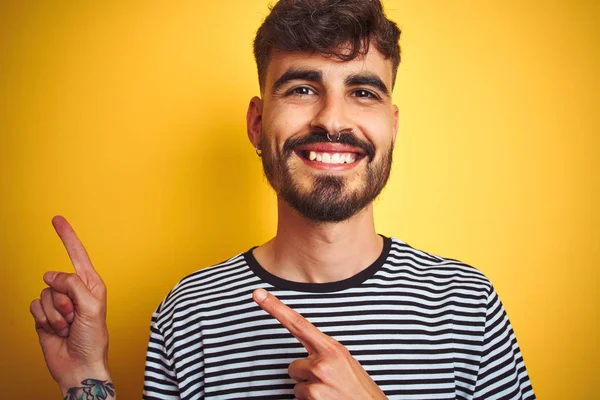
[272, 68, 323, 94]
[271, 68, 390, 98]
[345, 73, 390, 98]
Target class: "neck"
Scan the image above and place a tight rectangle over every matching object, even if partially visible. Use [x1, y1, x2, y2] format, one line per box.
[253, 199, 383, 283]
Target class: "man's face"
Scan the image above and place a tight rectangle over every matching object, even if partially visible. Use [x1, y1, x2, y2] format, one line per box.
[248, 46, 399, 222]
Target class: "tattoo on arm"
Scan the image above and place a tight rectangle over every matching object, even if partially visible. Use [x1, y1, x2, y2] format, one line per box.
[64, 379, 115, 400]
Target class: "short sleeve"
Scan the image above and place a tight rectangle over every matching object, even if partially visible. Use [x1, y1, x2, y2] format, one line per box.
[143, 312, 181, 399]
[473, 288, 535, 399]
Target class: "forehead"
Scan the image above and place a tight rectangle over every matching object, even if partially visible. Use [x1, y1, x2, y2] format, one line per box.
[264, 46, 394, 89]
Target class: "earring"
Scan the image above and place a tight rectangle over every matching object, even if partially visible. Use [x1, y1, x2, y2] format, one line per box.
[255, 145, 262, 157]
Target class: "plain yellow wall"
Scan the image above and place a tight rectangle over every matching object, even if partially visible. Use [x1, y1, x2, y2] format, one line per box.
[1, 1, 598, 398]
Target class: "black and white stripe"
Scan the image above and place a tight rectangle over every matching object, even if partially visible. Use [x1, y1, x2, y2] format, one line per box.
[143, 237, 535, 399]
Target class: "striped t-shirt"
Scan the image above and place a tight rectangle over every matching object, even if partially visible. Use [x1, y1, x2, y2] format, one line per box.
[143, 236, 535, 399]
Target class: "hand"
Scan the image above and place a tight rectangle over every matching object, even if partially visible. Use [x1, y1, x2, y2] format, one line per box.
[252, 288, 387, 400]
[29, 216, 111, 392]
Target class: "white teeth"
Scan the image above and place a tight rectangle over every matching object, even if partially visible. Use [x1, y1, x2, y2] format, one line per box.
[306, 151, 357, 164]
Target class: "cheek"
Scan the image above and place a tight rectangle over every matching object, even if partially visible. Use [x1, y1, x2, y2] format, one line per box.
[352, 106, 395, 143]
[264, 103, 315, 145]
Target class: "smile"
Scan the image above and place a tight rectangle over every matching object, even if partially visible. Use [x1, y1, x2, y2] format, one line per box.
[304, 151, 356, 164]
[292, 143, 367, 170]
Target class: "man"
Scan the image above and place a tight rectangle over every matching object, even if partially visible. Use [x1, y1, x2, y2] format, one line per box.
[30, 0, 535, 399]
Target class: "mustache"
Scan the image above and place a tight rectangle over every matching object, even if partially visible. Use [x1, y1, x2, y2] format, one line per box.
[282, 131, 375, 160]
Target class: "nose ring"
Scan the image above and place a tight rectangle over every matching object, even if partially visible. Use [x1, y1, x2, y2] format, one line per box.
[326, 132, 342, 142]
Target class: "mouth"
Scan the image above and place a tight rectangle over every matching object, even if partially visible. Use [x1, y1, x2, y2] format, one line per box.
[292, 144, 367, 170]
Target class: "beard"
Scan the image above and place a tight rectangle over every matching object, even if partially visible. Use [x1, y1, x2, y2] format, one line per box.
[260, 131, 393, 223]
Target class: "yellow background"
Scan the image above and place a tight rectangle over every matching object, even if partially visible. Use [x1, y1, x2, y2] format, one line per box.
[1, 1, 598, 398]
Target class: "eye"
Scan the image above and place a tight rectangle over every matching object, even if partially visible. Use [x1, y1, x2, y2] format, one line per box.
[352, 89, 379, 99]
[289, 86, 315, 96]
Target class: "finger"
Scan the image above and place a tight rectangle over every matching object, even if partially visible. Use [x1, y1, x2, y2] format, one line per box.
[288, 358, 314, 382]
[52, 290, 75, 323]
[40, 288, 70, 337]
[294, 381, 331, 400]
[294, 382, 310, 400]
[51, 215, 100, 283]
[253, 288, 332, 354]
[30, 298, 54, 334]
[44, 272, 102, 309]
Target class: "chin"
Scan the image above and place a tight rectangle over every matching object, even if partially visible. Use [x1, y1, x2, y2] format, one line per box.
[280, 177, 373, 223]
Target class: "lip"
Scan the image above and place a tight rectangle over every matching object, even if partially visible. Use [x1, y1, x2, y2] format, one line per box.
[293, 150, 364, 171]
[293, 143, 367, 155]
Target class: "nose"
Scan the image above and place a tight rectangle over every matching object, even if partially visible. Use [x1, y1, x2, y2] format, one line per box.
[310, 94, 354, 136]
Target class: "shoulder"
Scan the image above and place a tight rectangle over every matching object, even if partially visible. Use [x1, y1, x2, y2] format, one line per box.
[385, 237, 493, 293]
[152, 250, 255, 324]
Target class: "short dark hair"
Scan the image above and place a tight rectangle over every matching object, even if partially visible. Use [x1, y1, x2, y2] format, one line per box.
[253, 0, 401, 92]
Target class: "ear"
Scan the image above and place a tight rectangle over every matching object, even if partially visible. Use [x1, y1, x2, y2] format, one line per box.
[391, 104, 399, 146]
[247, 96, 263, 148]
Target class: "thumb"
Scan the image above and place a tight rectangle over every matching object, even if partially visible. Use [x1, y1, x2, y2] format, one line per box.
[44, 272, 104, 308]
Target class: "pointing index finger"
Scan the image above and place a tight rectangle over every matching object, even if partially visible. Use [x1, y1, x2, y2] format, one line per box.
[253, 288, 332, 354]
[52, 215, 99, 283]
